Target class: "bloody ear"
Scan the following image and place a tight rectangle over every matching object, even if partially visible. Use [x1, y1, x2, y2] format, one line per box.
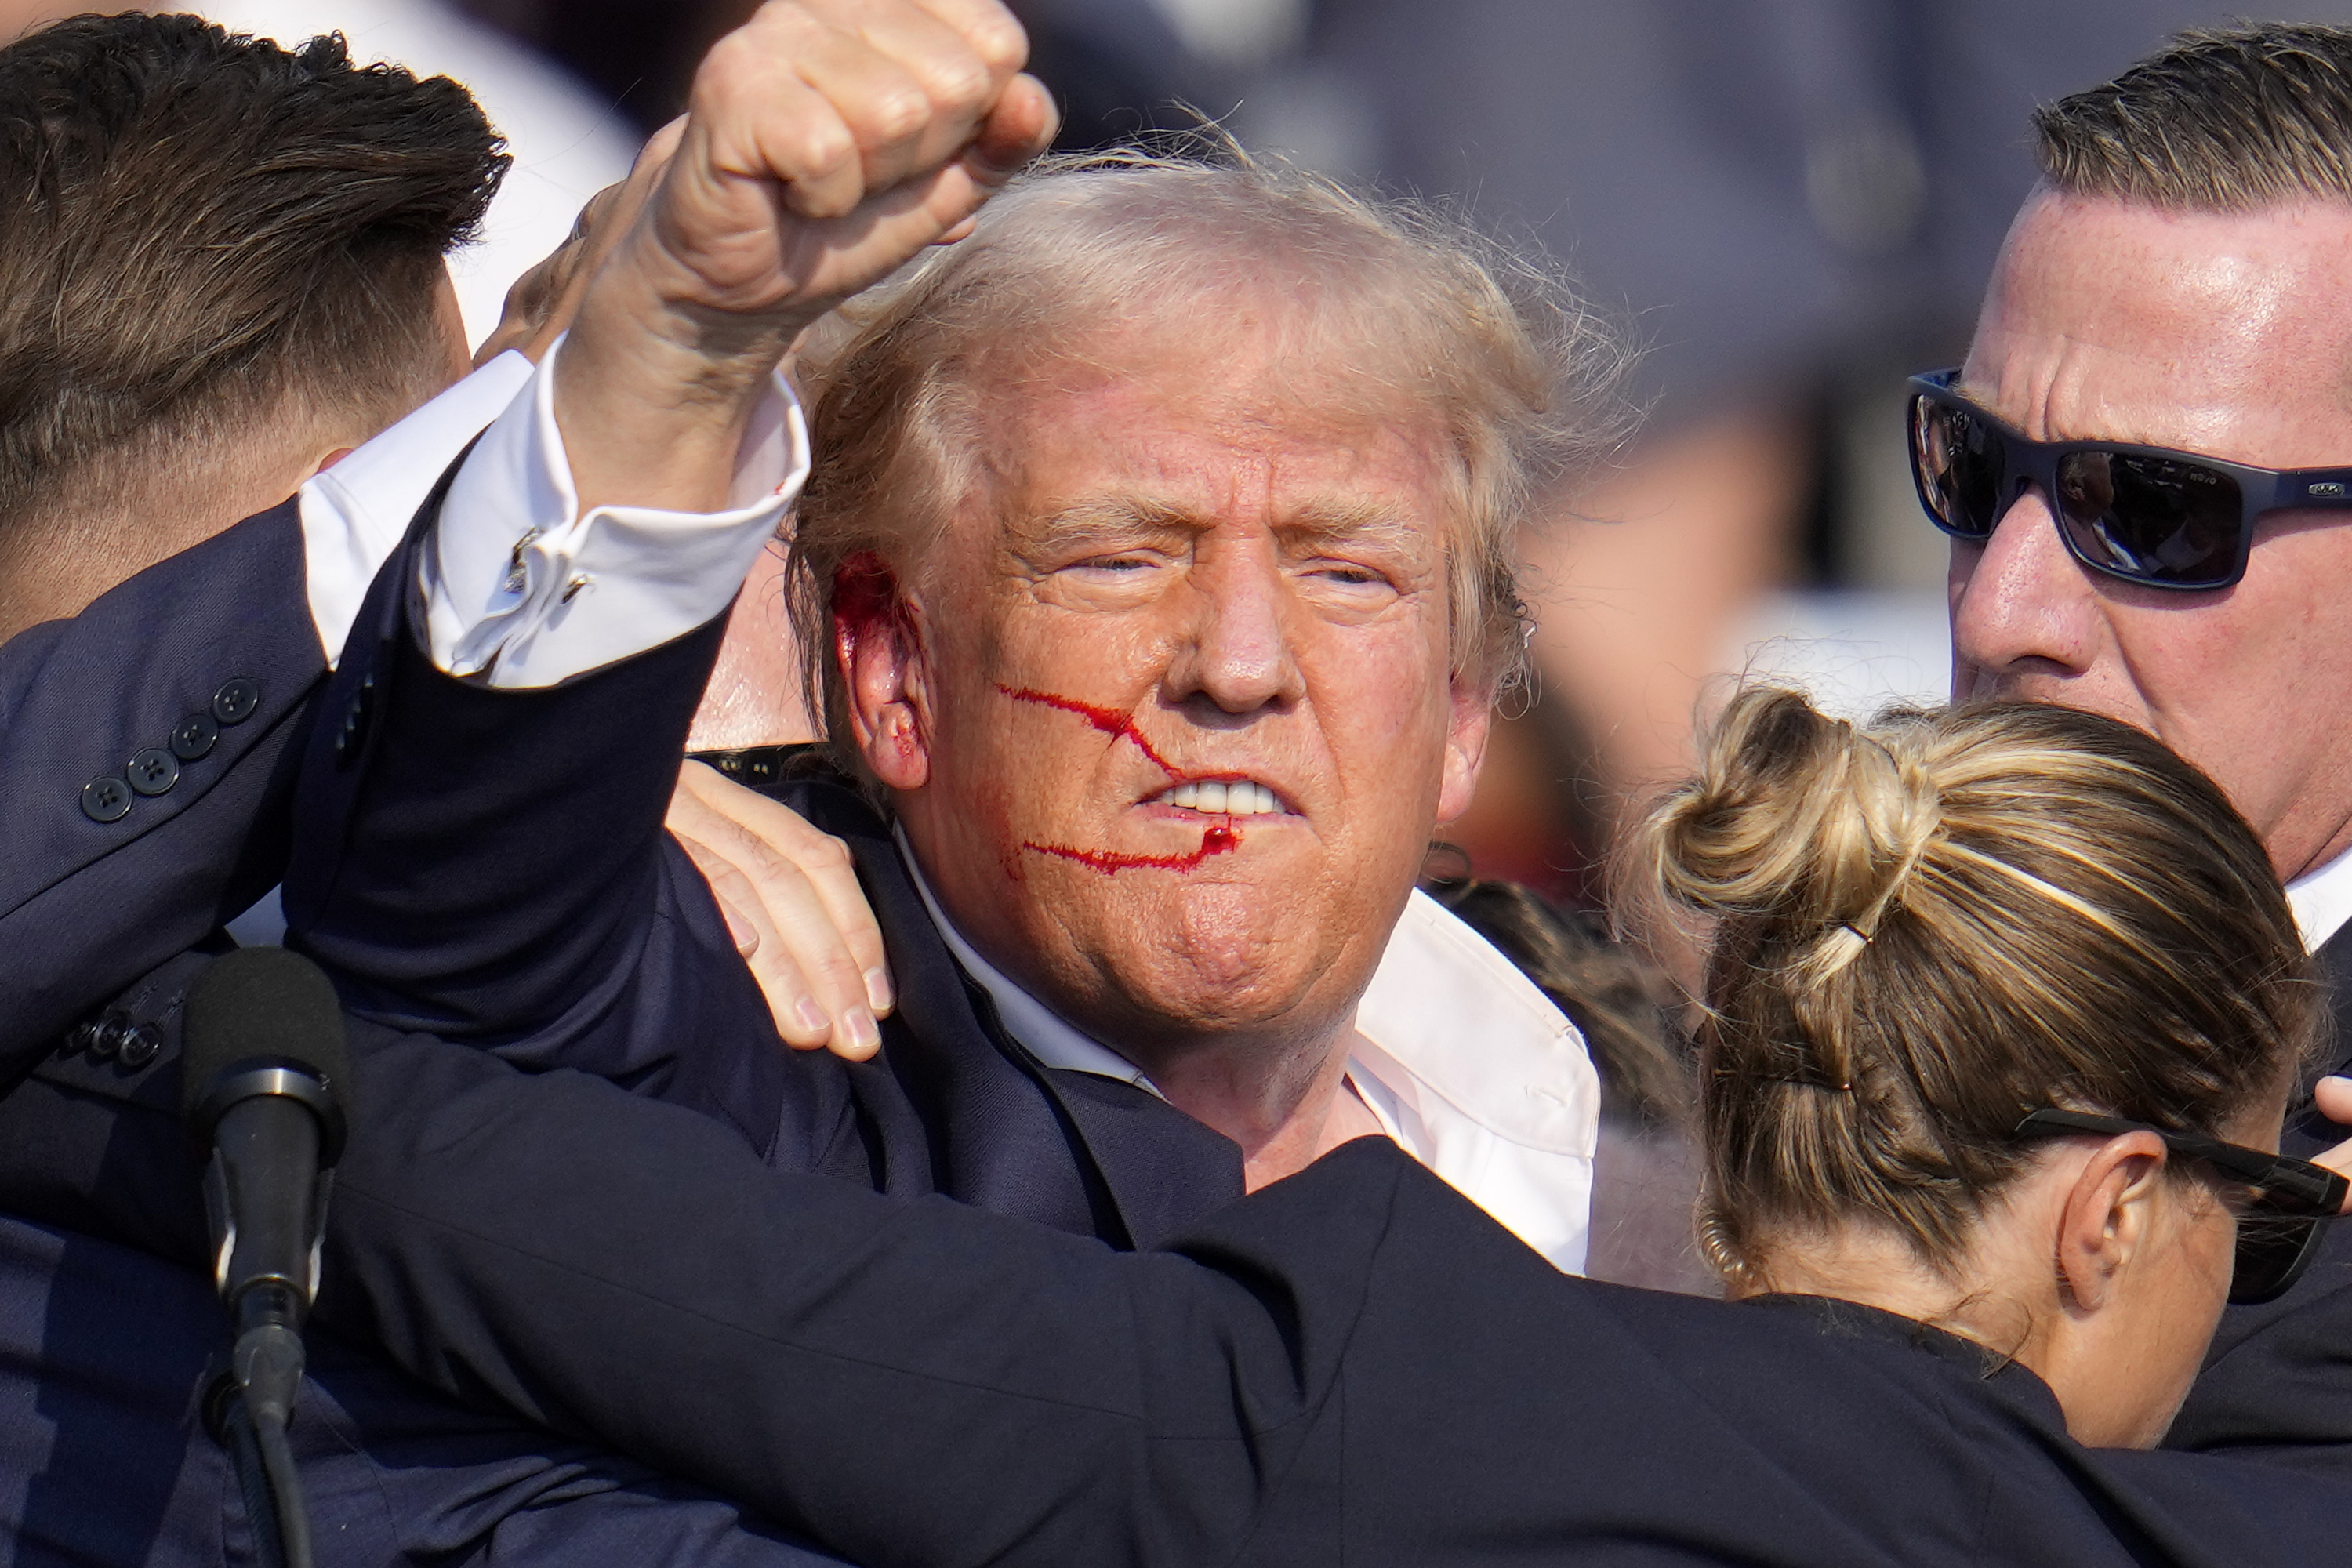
[834, 552, 930, 789]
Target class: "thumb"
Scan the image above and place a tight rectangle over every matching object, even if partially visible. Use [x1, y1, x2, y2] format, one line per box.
[961, 73, 1058, 191]
[2310, 1076, 2352, 1208]
[2315, 1073, 2352, 1129]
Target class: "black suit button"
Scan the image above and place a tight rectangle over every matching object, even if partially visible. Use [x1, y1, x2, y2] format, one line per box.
[80, 775, 133, 822]
[59, 1019, 97, 1058]
[332, 674, 376, 766]
[212, 677, 261, 725]
[88, 1013, 129, 1062]
[117, 1024, 162, 1069]
[127, 748, 180, 797]
[169, 710, 219, 760]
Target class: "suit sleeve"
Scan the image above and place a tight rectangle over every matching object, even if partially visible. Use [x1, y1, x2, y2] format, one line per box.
[0, 504, 324, 1080]
[318, 1024, 1393, 1568]
[282, 535, 793, 1146]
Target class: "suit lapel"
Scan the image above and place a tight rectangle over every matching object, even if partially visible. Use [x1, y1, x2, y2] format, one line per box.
[1036, 1065, 1245, 1250]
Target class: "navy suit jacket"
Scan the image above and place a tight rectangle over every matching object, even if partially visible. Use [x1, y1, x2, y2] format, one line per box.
[0, 504, 320, 1080]
[2168, 920, 2352, 1475]
[0, 500, 851, 1565]
[271, 1031, 2352, 1566]
[281, 524, 1243, 1250]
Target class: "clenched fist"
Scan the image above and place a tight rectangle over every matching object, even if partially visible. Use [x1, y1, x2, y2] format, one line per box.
[557, 0, 1058, 514]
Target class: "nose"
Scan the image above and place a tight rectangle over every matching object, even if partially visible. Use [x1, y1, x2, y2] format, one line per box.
[1162, 535, 1305, 718]
[1947, 487, 2102, 695]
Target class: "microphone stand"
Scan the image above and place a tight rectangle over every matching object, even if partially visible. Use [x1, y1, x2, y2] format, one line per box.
[180, 949, 354, 1568]
[208, 1279, 315, 1568]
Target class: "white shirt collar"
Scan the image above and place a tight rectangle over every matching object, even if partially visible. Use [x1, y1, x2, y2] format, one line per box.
[2288, 841, 2352, 953]
[895, 827, 1598, 1272]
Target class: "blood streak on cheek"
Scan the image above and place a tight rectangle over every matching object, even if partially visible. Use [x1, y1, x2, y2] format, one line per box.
[1022, 821, 1242, 876]
[1000, 684, 1245, 873]
[996, 684, 1178, 777]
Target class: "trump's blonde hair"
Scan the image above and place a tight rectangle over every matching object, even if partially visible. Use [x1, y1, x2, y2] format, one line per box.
[784, 143, 1631, 757]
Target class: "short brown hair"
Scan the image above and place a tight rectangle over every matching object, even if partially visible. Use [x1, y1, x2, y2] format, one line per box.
[2034, 22, 2352, 209]
[1642, 688, 2320, 1288]
[0, 13, 506, 532]
[786, 145, 1630, 762]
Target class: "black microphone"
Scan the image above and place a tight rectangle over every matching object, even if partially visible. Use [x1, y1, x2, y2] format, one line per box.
[181, 947, 352, 1568]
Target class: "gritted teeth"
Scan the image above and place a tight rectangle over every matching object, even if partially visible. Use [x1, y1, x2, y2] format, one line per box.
[1149, 779, 1287, 815]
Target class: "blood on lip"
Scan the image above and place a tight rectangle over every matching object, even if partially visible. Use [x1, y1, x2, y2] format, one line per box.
[1023, 822, 1241, 876]
[1000, 684, 1253, 873]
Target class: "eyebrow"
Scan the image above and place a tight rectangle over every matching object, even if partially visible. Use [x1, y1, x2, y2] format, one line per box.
[1014, 492, 1432, 557]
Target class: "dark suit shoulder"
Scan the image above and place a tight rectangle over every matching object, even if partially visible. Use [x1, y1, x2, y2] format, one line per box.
[0, 503, 319, 1075]
[1323, 1153, 2347, 1566]
[2172, 931, 2352, 1476]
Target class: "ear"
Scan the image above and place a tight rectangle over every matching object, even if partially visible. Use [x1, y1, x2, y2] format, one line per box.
[1435, 676, 1494, 826]
[835, 553, 932, 791]
[2053, 1132, 2169, 1313]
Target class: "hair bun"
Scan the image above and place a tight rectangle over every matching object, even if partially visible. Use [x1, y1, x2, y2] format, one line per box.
[1646, 688, 1941, 975]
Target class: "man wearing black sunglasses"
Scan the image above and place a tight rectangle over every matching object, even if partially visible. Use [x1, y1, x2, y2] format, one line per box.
[1915, 23, 2352, 1472]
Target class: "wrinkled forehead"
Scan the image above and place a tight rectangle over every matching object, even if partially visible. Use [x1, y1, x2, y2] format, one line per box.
[1963, 190, 2352, 463]
[945, 311, 1469, 559]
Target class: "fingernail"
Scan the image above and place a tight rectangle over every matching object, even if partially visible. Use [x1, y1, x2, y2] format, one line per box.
[795, 998, 829, 1036]
[847, 1007, 881, 1054]
[864, 967, 894, 1014]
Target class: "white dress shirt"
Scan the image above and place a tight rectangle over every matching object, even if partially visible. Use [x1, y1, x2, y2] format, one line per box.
[421, 336, 808, 688]
[2288, 844, 2352, 955]
[299, 350, 532, 662]
[906, 841, 1599, 1273]
[232, 343, 801, 949]
[295, 341, 808, 686]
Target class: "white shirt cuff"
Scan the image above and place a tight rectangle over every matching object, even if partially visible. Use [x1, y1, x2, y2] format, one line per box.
[299, 350, 536, 669]
[423, 332, 811, 688]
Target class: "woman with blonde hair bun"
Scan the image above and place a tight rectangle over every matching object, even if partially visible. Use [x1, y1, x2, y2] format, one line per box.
[302, 693, 2352, 1563]
[1647, 688, 2336, 1443]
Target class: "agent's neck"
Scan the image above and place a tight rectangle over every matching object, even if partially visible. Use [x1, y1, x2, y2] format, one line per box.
[1736, 1222, 2040, 1370]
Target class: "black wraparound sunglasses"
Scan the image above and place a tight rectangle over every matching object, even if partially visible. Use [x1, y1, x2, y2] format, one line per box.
[1907, 368, 2352, 591]
[2014, 1109, 2348, 1305]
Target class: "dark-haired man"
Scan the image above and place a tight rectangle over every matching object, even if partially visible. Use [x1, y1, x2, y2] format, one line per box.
[0, 11, 920, 1562]
[1903, 22, 2352, 1473]
[0, 14, 510, 1065]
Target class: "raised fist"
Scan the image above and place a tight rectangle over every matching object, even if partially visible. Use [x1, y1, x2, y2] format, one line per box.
[557, 0, 1057, 514]
[643, 0, 1056, 330]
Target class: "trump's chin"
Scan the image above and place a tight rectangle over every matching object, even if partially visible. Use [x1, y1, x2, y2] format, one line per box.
[1036, 871, 1367, 1040]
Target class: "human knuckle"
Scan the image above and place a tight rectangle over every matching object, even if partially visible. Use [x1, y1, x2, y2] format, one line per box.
[803, 833, 855, 872]
[794, 121, 856, 177]
[916, 52, 993, 114]
[966, 13, 1026, 73]
[701, 31, 765, 96]
[865, 86, 931, 141]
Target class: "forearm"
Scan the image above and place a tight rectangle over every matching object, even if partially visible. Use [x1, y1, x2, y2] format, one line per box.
[285, 568, 750, 1073]
[318, 1025, 1363, 1565]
